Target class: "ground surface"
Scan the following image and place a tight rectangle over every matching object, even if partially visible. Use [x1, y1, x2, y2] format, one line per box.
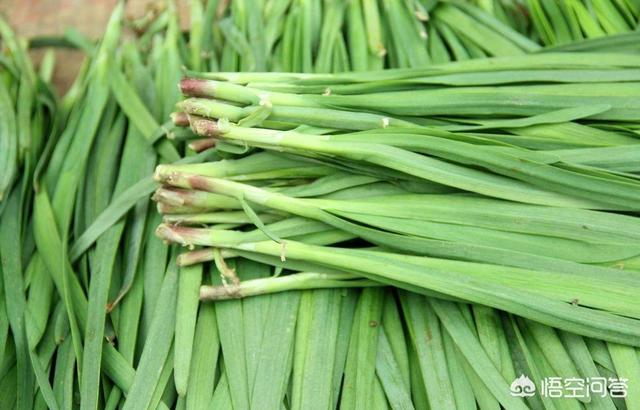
[1, 0, 188, 93]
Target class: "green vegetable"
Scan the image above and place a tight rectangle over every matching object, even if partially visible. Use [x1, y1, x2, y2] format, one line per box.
[2, 1, 640, 408]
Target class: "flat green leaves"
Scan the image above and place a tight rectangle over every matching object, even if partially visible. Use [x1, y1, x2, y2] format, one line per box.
[121, 255, 179, 410]
[400, 292, 456, 409]
[376, 328, 414, 410]
[6, 1, 640, 409]
[431, 300, 529, 409]
[608, 343, 640, 409]
[174, 264, 203, 396]
[185, 302, 219, 410]
[0, 188, 34, 410]
[291, 289, 344, 410]
[248, 285, 299, 409]
[341, 288, 385, 409]
[0, 80, 17, 201]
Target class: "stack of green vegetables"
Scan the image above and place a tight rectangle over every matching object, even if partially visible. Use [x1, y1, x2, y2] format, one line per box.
[1, 0, 640, 409]
[156, 54, 640, 407]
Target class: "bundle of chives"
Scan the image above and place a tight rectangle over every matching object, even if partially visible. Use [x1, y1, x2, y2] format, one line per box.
[4, 0, 640, 408]
[0, 4, 218, 409]
[172, 98, 640, 211]
[152, 44, 640, 407]
[0, 16, 59, 410]
[153, 170, 640, 340]
[201, 0, 539, 73]
[526, 0, 640, 46]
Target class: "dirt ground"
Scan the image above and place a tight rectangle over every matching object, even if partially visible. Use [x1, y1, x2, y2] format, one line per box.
[1, 0, 189, 93]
